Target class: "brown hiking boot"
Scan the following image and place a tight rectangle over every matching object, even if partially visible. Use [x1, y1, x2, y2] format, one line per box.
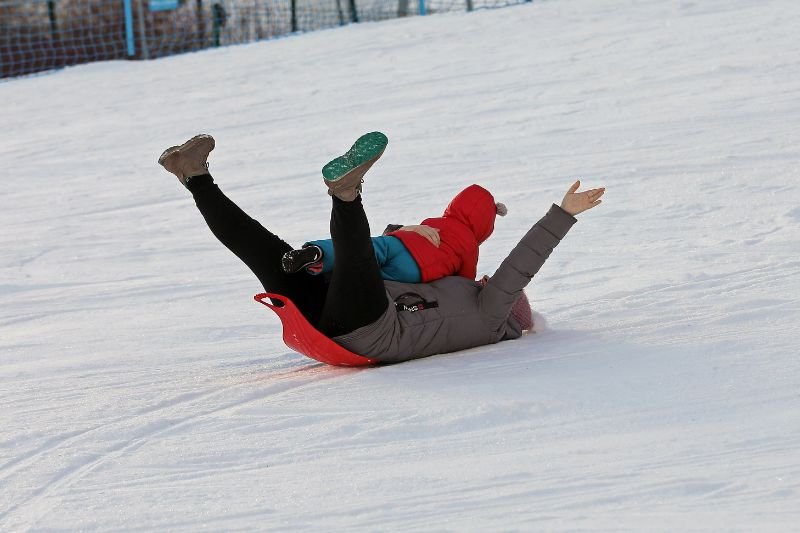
[322, 132, 388, 201]
[158, 134, 215, 187]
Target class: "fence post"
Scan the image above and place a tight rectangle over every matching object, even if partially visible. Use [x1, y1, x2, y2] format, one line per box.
[123, 0, 136, 57]
[135, 0, 150, 59]
[465, 0, 473, 12]
[418, 0, 426, 16]
[291, 0, 297, 32]
[348, 0, 359, 23]
[336, 0, 345, 25]
[47, 0, 58, 39]
[212, 3, 226, 46]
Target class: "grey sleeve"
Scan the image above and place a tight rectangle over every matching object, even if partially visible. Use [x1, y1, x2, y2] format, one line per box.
[479, 204, 577, 332]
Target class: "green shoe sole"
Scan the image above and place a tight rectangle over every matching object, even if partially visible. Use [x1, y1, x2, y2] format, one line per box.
[322, 131, 388, 182]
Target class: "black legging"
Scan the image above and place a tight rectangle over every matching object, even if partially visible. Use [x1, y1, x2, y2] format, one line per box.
[188, 174, 388, 337]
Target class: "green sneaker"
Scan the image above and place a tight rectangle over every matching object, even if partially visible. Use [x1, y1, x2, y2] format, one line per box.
[322, 131, 388, 201]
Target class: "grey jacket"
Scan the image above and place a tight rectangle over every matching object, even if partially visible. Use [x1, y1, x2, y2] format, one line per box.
[333, 204, 577, 363]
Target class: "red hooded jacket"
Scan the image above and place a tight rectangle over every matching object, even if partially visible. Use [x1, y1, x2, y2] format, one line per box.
[389, 184, 499, 282]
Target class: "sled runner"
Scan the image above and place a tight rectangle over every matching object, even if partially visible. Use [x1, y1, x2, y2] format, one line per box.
[254, 293, 378, 367]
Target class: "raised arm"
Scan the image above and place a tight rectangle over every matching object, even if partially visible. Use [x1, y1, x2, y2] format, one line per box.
[478, 181, 604, 333]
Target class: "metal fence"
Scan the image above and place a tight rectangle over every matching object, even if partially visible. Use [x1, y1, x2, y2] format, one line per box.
[1, 0, 530, 79]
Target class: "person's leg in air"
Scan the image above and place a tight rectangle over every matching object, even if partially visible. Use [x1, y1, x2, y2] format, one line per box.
[158, 134, 328, 325]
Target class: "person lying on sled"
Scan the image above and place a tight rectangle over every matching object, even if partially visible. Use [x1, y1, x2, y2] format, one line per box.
[158, 131, 604, 364]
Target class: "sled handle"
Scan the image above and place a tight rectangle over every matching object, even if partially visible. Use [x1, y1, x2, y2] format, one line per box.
[254, 292, 285, 312]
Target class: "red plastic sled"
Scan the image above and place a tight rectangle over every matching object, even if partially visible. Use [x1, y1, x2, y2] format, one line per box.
[254, 293, 378, 367]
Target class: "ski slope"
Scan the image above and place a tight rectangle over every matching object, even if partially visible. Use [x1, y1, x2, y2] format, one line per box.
[2, 0, 799, 529]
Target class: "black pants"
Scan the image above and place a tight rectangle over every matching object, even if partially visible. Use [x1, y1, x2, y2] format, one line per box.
[188, 174, 388, 337]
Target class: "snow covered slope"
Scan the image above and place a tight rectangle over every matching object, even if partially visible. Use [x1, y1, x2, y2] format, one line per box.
[2, 0, 799, 529]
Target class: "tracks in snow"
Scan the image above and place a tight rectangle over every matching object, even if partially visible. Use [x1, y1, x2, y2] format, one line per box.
[0, 361, 343, 530]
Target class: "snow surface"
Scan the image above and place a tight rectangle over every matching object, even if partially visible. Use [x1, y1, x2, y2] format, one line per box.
[2, 0, 800, 530]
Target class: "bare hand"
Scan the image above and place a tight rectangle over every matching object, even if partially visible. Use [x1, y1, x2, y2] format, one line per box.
[560, 180, 605, 216]
[397, 224, 441, 247]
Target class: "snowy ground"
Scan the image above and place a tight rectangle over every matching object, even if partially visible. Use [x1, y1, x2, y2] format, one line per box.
[2, 0, 800, 530]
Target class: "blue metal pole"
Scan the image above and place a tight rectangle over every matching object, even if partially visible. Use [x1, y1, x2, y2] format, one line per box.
[419, 0, 426, 16]
[123, 0, 136, 57]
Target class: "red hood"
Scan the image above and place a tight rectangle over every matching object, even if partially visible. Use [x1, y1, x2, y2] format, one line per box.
[442, 184, 497, 244]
